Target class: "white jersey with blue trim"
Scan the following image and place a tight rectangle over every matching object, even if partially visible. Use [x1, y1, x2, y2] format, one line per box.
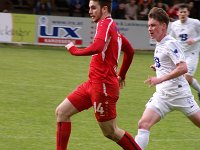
[154, 35, 192, 97]
[169, 18, 200, 52]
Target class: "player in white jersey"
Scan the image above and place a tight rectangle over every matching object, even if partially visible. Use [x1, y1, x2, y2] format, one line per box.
[135, 7, 200, 150]
[169, 4, 200, 101]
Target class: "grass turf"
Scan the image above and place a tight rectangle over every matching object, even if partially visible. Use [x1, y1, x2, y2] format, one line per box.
[0, 44, 199, 150]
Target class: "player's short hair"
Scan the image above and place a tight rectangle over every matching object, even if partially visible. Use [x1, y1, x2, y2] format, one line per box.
[91, 0, 112, 13]
[148, 7, 170, 26]
[178, 3, 189, 10]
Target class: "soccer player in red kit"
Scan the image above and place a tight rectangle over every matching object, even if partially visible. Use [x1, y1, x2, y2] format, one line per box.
[55, 0, 141, 150]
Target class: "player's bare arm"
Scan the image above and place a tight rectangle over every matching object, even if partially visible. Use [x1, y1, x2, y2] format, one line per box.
[144, 76, 162, 87]
[145, 62, 187, 87]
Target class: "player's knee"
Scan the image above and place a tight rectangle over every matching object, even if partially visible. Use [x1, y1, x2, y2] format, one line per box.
[104, 133, 116, 141]
[102, 130, 117, 141]
[138, 119, 151, 130]
[55, 106, 70, 120]
[55, 107, 62, 117]
[104, 133, 113, 140]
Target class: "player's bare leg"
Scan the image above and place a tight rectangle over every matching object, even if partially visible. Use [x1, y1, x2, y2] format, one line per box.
[98, 118, 141, 150]
[56, 98, 78, 122]
[188, 110, 200, 128]
[135, 108, 161, 150]
[55, 98, 79, 150]
[98, 118, 124, 142]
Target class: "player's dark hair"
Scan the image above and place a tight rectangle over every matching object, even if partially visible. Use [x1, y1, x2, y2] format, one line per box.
[92, 0, 112, 13]
[178, 3, 189, 10]
[148, 7, 169, 26]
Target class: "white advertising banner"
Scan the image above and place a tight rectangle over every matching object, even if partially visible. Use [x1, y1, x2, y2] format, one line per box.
[0, 13, 12, 42]
[36, 15, 155, 50]
[36, 16, 92, 46]
[114, 19, 154, 50]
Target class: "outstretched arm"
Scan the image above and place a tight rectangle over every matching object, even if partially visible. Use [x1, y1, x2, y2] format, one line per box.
[145, 61, 187, 87]
[65, 38, 105, 56]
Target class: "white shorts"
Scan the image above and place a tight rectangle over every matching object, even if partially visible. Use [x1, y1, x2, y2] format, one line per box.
[184, 51, 199, 76]
[146, 92, 200, 118]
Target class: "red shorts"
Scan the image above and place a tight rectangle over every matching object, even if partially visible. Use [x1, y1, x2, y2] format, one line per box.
[67, 81, 119, 122]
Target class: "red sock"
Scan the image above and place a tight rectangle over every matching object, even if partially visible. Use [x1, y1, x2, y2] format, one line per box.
[56, 122, 71, 150]
[117, 132, 141, 150]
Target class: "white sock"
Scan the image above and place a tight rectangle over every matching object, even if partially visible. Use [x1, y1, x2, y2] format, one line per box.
[191, 78, 200, 93]
[135, 129, 150, 150]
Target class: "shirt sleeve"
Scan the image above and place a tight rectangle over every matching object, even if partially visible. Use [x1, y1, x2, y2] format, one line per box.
[193, 19, 200, 42]
[68, 38, 105, 56]
[118, 35, 134, 80]
[168, 41, 185, 65]
[168, 23, 176, 38]
[94, 19, 111, 42]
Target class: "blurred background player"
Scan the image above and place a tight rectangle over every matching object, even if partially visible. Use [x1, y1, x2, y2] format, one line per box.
[125, 0, 139, 20]
[135, 7, 200, 150]
[55, 0, 141, 150]
[169, 4, 200, 102]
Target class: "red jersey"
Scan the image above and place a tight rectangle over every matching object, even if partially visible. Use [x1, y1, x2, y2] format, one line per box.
[89, 17, 123, 84]
[68, 17, 134, 95]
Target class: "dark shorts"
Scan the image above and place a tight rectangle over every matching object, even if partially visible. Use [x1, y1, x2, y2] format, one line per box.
[67, 81, 119, 122]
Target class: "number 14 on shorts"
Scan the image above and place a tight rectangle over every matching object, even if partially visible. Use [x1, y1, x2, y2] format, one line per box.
[94, 102, 104, 114]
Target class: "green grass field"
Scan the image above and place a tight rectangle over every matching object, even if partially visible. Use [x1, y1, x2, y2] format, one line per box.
[0, 44, 200, 150]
